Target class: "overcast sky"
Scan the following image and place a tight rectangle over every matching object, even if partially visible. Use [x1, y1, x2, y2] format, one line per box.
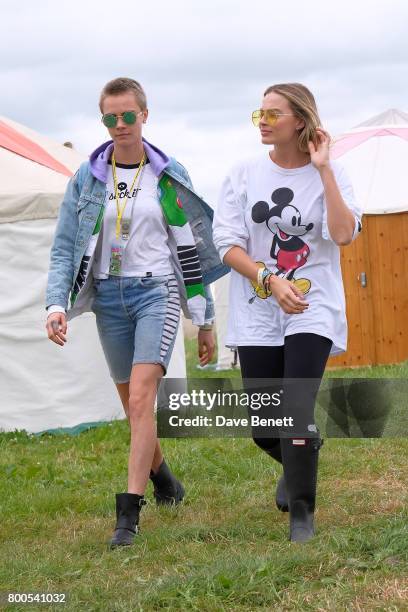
[1, 0, 407, 202]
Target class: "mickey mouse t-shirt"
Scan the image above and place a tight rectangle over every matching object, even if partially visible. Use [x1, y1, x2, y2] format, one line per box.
[212, 153, 362, 355]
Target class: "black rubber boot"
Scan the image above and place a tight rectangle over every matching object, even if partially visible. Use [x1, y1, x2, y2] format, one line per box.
[280, 436, 323, 543]
[275, 475, 289, 512]
[254, 437, 289, 512]
[109, 493, 146, 549]
[150, 459, 185, 506]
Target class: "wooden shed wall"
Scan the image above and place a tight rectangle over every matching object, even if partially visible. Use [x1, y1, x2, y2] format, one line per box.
[328, 212, 408, 368]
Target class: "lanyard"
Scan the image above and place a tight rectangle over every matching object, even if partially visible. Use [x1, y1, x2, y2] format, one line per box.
[111, 151, 146, 240]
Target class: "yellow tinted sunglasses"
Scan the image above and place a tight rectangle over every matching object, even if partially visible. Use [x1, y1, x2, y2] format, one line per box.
[252, 109, 295, 127]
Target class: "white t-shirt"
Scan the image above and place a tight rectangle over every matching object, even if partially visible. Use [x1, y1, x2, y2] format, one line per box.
[92, 160, 173, 278]
[212, 153, 362, 356]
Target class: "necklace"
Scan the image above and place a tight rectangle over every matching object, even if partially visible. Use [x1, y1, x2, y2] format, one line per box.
[111, 151, 146, 240]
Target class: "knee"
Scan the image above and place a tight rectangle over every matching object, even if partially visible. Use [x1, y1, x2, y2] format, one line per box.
[128, 387, 154, 423]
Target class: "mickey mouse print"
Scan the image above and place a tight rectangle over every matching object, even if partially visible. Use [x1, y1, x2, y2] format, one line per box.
[250, 186, 313, 300]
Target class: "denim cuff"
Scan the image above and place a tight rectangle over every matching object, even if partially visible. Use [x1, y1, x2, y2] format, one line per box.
[204, 284, 215, 324]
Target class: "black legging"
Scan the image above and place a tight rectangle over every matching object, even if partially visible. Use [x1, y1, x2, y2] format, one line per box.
[238, 333, 332, 379]
[238, 333, 333, 454]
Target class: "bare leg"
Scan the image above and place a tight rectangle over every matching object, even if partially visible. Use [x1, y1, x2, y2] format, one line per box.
[121, 363, 165, 494]
[115, 379, 164, 473]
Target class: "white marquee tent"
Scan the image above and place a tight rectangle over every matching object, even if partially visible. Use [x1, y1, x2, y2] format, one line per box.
[330, 108, 408, 213]
[213, 274, 237, 370]
[0, 116, 186, 434]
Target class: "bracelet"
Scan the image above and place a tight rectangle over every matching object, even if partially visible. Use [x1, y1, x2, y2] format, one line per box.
[257, 266, 265, 288]
[257, 266, 274, 295]
[262, 271, 274, 291]
[199, 323, 214, 331]
[262, 275, 273, 296]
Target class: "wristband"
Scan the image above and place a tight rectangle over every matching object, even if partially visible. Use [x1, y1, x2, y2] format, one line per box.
[257, 266, 274, 295]
[262, 271, 273, 291]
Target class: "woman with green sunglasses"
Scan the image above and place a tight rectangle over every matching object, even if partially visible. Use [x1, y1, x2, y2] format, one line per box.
[46, 77, 228, 547]
[213, 82, 362, 542]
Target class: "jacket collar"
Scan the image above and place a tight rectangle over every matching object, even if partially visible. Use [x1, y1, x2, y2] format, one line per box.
[89, 137, 170, 183]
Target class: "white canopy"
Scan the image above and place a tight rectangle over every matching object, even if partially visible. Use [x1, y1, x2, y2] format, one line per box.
[331, 108, 408, 215]
[0, 115, 83, 223]
[0, 117, 185, 434]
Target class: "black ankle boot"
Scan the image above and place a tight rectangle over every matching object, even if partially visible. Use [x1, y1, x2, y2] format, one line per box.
[150, 459, 185, 506]
[281, 437, 323, 543]
[109, 493, 146, 549]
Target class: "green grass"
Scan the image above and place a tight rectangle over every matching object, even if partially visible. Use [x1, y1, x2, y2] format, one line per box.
[1, 340, 407, 611]
[185, 337, 408, 379]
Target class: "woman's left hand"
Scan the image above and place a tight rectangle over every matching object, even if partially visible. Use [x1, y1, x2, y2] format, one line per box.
[198, 329, 216, 366]
[308, 127, 331, 170]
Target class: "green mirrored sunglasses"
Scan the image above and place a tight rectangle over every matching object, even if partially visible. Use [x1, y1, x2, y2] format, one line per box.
[101, 110, 143, 128]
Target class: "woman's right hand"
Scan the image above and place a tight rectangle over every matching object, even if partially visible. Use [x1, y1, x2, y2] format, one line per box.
[46, 313, 68, 346]
[267, 275, 309, 315]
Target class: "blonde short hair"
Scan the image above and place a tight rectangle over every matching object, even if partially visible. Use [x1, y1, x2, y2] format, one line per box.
[264, 83, 322, 153]
[99, 77, 147, 112]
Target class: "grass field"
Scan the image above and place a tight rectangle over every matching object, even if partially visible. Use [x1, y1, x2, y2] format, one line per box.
[1, 340, 407, 611]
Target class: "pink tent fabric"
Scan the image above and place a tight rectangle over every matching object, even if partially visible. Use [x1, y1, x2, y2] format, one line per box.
[0, 120, 73, 177]
[328, 108, 408, 215]
[331, 127, 408, 159]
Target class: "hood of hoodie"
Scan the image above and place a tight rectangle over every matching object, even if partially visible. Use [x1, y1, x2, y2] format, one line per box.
[89, 137, 170, 183]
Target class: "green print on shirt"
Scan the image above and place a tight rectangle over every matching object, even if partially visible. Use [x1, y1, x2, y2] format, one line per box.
[185, 281, 205, 299]
[93, 204, 104, 235]
[158, 176, 187, 227]
[158, 175, 205, 300]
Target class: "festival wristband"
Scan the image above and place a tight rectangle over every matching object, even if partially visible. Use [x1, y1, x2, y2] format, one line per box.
[257, 267, 274, 291]
[262, 271, 273, 290]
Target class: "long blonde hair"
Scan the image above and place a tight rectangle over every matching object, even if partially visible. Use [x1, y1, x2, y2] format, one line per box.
[264, 83, 322, 153]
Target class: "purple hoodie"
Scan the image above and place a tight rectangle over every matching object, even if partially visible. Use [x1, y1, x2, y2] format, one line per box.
[89, 137, 170, 183]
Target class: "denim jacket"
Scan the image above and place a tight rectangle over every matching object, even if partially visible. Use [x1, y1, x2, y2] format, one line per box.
[46, 138, 230, 325]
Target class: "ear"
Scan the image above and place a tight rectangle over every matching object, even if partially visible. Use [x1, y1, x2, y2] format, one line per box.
[252, 201, 271, 224]
[143, 108, 149, 124]
[272, 187, 294, 206]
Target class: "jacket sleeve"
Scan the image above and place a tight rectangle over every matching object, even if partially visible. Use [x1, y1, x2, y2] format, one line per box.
[47, 304, 66, 316]
[203, 284, 215, 324]
[322, 161, 362, 243]
[213, 163, 249, 263]
[45, 170, 81, 310]
[177, 163, 218, 324]
[171, 158, 195, 191]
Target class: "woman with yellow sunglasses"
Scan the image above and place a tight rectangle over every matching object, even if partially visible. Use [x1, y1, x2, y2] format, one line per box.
[213, 83, 362, 542]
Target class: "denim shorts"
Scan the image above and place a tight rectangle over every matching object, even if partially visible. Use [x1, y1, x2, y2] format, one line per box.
[91, 273, 180, 383]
